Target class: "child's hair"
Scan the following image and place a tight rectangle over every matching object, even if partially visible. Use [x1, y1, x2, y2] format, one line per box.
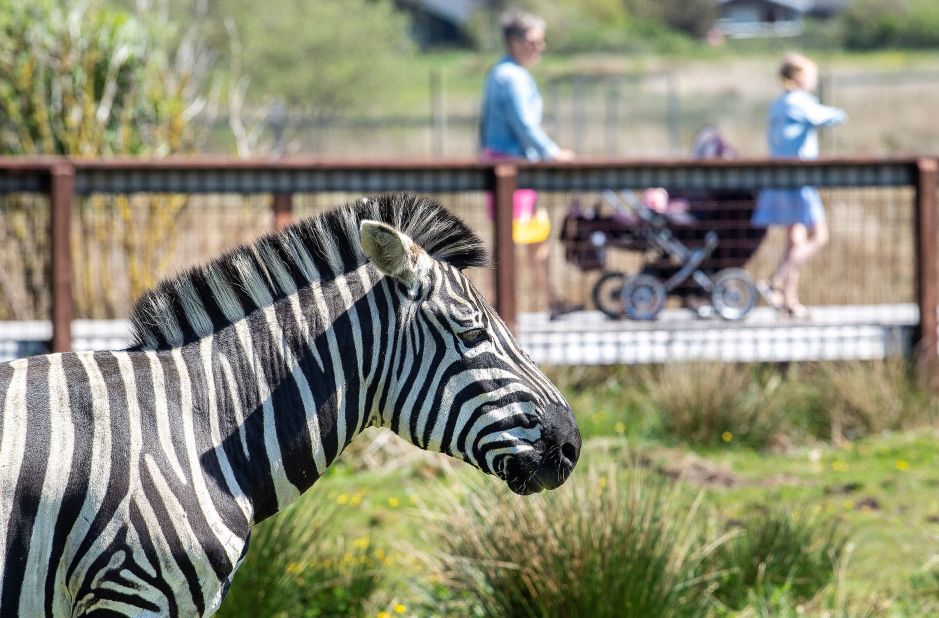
[779, 52, 817, 90]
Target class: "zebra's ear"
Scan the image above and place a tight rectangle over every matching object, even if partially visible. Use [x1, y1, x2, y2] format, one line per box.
[360, 220, 422, 288]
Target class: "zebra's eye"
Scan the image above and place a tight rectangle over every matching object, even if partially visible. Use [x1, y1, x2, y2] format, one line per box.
[459, 328, 487, 344]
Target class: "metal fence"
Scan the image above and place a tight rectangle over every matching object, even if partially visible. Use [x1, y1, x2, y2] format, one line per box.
[0, 156, 935, 369]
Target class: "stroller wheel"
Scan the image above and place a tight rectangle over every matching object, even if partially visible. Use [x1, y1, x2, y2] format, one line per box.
[593, 272, 627, 319]
[621, 273, 667, 321]
[711, 268, 758, 321]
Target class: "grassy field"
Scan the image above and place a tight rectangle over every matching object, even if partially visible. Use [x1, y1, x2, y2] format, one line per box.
[254, 48, 939, 159]
[216, 361, 939, 617]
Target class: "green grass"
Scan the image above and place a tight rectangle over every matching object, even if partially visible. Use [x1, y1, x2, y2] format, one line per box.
[217, 361, 939, 617]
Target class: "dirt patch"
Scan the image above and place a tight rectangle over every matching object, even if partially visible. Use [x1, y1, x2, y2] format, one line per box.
[660, 453, 739, 488]
[855, 496, 881, 511]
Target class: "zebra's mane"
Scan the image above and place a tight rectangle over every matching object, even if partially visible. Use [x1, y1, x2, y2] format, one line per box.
[128, 193, 488, 351]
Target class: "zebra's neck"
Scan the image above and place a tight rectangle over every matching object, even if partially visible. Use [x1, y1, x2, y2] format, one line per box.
[200, 263, 397, 523]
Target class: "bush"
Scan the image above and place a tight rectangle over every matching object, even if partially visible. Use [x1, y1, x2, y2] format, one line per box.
[220, 0, 415, 113]
[465, 0, 697, 53]
[0, 0, 203, 155]
[427, 463, 718, 618]
[644, 363, 789, 449]
[708, 505, 847, 611]
[839, 0, 939, 49]
[0, 0, 205, 319]
[217, 493, 383, 618]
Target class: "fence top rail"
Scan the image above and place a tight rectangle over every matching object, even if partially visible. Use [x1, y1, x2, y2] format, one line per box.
[0, 154, 923, 167]
[0, 156, 929, 195]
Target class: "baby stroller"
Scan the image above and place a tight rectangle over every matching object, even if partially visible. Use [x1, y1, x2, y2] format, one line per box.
[560, 188, 764, 321]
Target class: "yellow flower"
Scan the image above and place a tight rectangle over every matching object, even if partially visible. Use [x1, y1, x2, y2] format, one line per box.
[285, 561, 303, 575]
[352, 536, 370, 550]
[614, 421, 625, 435]
[336, 493, 349, 505]
[388, 496, 400, 508]
[896, 460, 910, 471]
[831, 460, 847, 472]
[598, 476, 608, 490]
[378, 612, 392, 618]
[351, 492, 364, 506]
[394, 604, 407, 614]
[721, 431, 733, 443]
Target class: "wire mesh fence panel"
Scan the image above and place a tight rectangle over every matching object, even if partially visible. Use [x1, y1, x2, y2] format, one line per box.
[522, 182, 920, 365]
[0, 193, 50, 321]
[0, 159, 931, 366]
[71, 193, 272, 320]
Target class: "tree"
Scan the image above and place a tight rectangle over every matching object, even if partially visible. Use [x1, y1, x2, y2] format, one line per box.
[217, 0, 415, 114]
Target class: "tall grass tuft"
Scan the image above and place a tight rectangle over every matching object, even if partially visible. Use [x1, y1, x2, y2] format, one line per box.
[644, 363, 788, 448]
[816, 359, 937, 442]
[428, 463, 720, 618]
[708, 505, 848, 611]
[217, 493, 382, 618]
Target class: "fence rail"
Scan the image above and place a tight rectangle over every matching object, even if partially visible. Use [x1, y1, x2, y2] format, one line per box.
[0, 156, 935, 371]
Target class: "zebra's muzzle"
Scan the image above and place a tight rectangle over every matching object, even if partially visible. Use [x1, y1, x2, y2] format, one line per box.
[500, 404, 581, 495]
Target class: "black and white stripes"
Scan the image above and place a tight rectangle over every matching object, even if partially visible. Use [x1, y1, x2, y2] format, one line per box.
[0, 194, 579, 616]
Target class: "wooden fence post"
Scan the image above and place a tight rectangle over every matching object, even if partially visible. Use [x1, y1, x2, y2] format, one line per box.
[50, 163, 75, 353]
[914, 157, 938, 385]
[492, 164, 518, 333]
[272, 192, 293, 232]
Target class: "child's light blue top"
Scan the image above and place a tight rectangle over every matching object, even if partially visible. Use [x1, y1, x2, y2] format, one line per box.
[479, 56, 559, 161]
[767, 89, 846, 159]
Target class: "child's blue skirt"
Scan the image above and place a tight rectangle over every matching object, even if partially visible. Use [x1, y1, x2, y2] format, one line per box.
[751, 187, 825, 227]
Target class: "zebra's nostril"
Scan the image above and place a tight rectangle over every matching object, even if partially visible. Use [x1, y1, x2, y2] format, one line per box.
[560, 441, 578, 467]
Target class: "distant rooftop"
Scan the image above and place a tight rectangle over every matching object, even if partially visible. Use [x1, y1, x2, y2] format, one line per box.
[717, 0, 850, 38]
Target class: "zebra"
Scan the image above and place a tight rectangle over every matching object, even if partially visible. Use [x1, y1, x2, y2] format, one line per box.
[0, 193, 580, 616]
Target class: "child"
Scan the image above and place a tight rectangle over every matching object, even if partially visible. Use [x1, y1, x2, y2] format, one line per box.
[752, 53, 846, 319]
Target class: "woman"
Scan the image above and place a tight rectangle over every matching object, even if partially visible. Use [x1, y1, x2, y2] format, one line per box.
[479, 9, 578, 320]
[753, 52, 846, 319]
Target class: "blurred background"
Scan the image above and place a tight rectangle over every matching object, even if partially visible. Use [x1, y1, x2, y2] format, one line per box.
[4, 1, 939, 616]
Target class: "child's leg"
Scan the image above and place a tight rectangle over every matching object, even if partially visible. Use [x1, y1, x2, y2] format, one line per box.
[778, 221, 829, 309]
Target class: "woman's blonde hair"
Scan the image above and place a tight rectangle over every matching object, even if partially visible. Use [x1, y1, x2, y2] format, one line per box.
[779, 52, 817, 90]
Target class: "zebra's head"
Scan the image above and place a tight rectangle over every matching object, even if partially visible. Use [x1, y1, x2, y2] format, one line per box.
[360, 218, 581, 495]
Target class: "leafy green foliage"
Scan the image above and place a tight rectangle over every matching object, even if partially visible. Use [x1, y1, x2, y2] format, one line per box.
[465, 0, 698, 53]
[839, 0, 939, 49]
[0, 0, 200, 155]
[212, 0, 415, 113]
[623, 0, 719, 38]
